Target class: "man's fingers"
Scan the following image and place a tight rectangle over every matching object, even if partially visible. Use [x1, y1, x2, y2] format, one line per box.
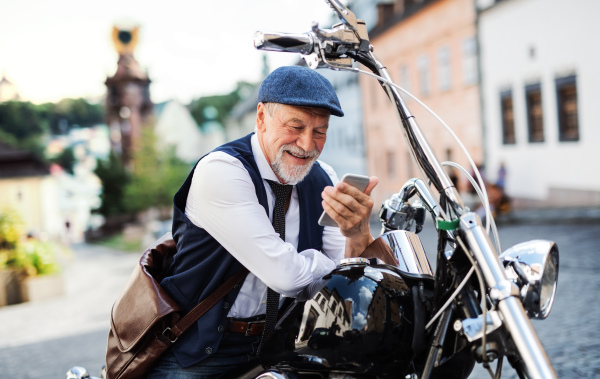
[322, 191, 356, 221]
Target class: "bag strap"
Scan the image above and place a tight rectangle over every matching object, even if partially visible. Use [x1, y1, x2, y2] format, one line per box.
[167, 268, 249, 339]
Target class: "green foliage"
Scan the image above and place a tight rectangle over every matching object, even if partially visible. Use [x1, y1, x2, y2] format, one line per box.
[122, 128, 190, 214]
[94, 151, 131, 217]
[0, 101, 46, 139]
[0, 208, 66, 276]
[0, 101, 47, 157]
[188, 81, 255, 126]
[12, 239, 62, 276]
[0, 207, 25, 251]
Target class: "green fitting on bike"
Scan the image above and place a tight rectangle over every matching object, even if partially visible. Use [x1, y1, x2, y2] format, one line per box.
[437, 217, 460, 231]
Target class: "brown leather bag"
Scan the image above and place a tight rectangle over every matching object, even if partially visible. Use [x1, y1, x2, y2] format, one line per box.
[105, 232, 247, 379]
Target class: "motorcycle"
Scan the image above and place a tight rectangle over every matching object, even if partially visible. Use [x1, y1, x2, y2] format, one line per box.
[249, 1, 559, 378]
[68, 1, 558, 378]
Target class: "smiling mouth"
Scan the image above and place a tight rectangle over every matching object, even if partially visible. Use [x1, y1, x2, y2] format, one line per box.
[286, 151, 314, 160]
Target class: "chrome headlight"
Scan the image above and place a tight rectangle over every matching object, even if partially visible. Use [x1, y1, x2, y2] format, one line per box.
[499, 240, 559, 319]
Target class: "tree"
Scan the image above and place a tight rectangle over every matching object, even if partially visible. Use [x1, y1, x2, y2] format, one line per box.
[122, 128, 190, 214]
[50, 147, 76, 175]
[94, 151, 130, 217]
[0, 101, 47, 157]
[41, 98, 104, 135]
[0, 101, 46, 139]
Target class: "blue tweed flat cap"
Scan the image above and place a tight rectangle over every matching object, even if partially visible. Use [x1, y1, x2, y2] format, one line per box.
[258, 66, 344, 117]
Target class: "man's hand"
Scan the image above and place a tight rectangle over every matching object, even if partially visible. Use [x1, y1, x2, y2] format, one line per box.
[321, 176, 379, 257]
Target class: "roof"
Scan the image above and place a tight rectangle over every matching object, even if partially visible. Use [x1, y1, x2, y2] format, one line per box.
[369, 0, 439, 39]
[0, 142, 50, 178]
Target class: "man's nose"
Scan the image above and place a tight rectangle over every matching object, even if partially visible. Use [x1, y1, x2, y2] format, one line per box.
[296, 129, 315, 152]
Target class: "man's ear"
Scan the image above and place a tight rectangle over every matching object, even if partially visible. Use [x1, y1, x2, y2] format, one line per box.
[256, 102, 267, 132]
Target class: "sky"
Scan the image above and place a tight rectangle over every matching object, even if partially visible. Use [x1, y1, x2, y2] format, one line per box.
[0, 0, 335, 105]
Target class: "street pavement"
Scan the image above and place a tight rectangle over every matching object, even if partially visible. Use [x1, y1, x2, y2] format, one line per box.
[0, 243, 139, 378]
[0, 210, 599, 378]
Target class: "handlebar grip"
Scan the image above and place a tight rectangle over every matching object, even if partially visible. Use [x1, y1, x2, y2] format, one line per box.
[254, 31, 314, 55]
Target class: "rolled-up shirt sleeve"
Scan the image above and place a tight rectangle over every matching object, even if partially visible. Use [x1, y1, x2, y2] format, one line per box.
[186, 152, 337, 298]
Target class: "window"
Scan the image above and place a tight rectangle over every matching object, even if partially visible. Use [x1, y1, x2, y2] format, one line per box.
[500, 90, 516, 144]
[556, 75, 579, 141]
[462, 37, 478, 85]
[417, 54, 431, 96]
[377, 2, 395, 27]
[525, 83, 544, 143]
[438, 46, 451, 91]
[319, 296, 326, 311]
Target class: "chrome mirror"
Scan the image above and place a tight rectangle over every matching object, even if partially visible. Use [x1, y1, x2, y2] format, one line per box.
[499, 240, 559, 319]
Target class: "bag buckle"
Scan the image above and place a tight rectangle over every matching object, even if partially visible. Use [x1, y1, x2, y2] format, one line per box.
[245, 320, 264, 336]
[162, 327, 178, 343]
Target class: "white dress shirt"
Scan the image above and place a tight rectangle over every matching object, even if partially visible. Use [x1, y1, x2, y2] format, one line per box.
[185, 134, 346, 318]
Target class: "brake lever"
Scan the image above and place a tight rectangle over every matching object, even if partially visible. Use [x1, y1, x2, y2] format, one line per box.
[324, 0, 359, 30]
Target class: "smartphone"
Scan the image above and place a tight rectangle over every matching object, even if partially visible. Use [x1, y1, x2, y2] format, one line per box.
[318, 173, 371, 227]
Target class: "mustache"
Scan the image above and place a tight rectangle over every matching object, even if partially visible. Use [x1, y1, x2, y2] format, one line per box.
[280, 144, 319, 159]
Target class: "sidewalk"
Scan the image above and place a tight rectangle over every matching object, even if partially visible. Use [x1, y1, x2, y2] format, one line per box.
[0, 242, 138, 349]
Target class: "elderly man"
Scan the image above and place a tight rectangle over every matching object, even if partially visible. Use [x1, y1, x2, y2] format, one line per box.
[148, 66, 382, 378]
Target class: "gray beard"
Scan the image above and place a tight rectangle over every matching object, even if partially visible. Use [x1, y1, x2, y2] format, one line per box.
[271, 144, 319, 185]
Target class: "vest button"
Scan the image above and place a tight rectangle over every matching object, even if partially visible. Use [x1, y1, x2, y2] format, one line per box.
[223, 302, 230, 309]
[217, 325, 224, 333]
[205, 347, 213, 354]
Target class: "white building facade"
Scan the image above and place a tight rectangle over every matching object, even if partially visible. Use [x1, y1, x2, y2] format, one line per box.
[478, 0, 600, 207]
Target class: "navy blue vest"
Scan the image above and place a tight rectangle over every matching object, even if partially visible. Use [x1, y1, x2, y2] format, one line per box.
[161, 133, 333, 367]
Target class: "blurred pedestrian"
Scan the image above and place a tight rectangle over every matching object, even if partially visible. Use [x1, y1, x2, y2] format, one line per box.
[496, 162, 506, 190]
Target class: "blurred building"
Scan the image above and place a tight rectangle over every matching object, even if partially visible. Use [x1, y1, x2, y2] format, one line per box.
[478, 0, 600, 208]
[0, 142, 62, 240]
[154, 100, 205, 163]
[105, 26, 153, 169]
[45, 125, 109, 242]
[360, 0, 482, 207]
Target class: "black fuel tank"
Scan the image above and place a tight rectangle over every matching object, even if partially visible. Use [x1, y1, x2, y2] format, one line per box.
[260, 261, 416, 376]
